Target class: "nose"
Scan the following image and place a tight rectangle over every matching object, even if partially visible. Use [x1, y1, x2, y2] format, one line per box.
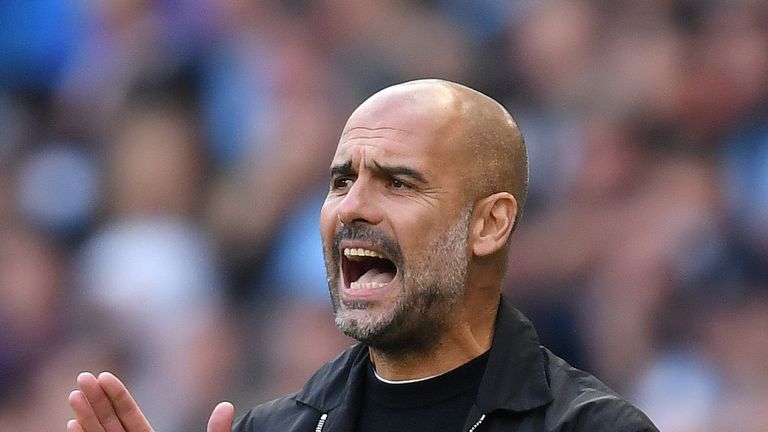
[337, 179, 383, 226]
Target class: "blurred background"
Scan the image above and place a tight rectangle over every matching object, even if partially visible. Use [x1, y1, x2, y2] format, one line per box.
[1, 0, 767, 430]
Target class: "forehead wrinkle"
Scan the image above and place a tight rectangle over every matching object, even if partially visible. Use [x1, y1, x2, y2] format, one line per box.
[334, 141, 406, 162]
[342, 135, 400, 142]
[331, 144, 414, 177]
[342, 126, 413, 137]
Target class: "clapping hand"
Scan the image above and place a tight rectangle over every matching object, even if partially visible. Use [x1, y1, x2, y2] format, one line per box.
[68, 372, 234, 432]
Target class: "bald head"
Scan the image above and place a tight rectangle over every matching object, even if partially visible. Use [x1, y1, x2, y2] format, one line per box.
[348, 79, 528, 227]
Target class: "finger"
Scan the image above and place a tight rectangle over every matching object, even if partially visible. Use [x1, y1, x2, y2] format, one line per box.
[68, 390, 106, 432]
[68, 419, 87, 432]
[76, 372, 125, 432]
[97, 372, 153, 432]
[207, 402, 235, 432]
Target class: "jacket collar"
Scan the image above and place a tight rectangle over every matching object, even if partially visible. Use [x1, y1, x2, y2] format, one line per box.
[296, 342, 368, 413]
[296, 295, 553, 415]
[475, 295, 553, 412]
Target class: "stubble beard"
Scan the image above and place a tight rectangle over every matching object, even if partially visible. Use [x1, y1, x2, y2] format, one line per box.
[324, 207, 472, 355]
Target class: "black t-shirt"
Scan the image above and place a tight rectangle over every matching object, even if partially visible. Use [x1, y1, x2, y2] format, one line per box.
[355, 351, 489, 432]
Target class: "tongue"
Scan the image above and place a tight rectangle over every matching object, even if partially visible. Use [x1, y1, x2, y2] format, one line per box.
[357, 267, 395, 285]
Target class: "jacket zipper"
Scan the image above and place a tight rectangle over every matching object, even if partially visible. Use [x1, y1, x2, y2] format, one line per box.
[312, 411, 483, 431]
[315, 413, 328, 432]
[467, 414, 486, 432]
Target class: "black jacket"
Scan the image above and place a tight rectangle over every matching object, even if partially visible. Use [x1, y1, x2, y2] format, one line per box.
[233, 296, 658, 431]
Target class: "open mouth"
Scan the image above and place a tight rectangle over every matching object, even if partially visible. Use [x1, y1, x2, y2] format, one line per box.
[342, 247, 398, 290]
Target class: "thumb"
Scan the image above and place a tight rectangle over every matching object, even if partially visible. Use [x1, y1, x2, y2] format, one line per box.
[207, 401, 235, 432]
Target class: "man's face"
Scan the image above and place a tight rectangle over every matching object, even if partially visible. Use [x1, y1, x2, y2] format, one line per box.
[319, 90, 472, 353]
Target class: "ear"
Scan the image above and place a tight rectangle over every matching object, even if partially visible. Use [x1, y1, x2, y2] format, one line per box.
[470, 192, 518, 257]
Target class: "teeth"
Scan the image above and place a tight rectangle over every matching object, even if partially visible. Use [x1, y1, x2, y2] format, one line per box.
[349, 281, 386, 290]
[344, 248, 384, 259]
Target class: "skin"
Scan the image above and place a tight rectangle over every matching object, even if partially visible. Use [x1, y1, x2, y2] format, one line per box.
[67, 372, 234, 432]
[67, 79, 526, 430]
[322, 85, 472, 361]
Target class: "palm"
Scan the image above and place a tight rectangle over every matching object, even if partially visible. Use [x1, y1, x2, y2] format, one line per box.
[67, 372, 234, 432]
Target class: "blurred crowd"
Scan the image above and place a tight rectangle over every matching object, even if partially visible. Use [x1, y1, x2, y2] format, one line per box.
[1, 0, 767, 430]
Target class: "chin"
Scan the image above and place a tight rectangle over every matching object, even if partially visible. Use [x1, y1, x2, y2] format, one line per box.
[335, 308, 391, 341]
[335, 306, 441, 355]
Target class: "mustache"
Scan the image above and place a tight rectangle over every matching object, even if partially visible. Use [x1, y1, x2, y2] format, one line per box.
[333, 223, 403, 267]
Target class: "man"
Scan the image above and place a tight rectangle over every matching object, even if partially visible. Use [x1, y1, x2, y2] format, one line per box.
[68, 79, 658, 431]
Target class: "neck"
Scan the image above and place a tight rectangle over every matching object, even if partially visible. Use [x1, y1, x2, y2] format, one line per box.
[369, 296, 498, 381]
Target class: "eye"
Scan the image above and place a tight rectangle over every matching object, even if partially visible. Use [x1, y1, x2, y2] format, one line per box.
[331, 177, 354, 191]
[389, 178, 409, 190]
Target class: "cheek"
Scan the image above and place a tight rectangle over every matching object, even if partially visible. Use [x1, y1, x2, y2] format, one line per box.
[392, 215, 437, 255]
[319, 200, 338, 244]
[396, 206, 465, 255]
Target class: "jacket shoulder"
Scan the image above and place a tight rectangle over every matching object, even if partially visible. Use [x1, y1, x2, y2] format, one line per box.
[232, 343, 367, 432]
[232, 394, 309, 431]
[542, 348, 659, 432]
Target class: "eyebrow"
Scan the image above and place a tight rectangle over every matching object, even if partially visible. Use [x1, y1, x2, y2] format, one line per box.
[330, 161, 353, 178]
[329, 160, 427, 184]
[371, 161, 427, 184]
